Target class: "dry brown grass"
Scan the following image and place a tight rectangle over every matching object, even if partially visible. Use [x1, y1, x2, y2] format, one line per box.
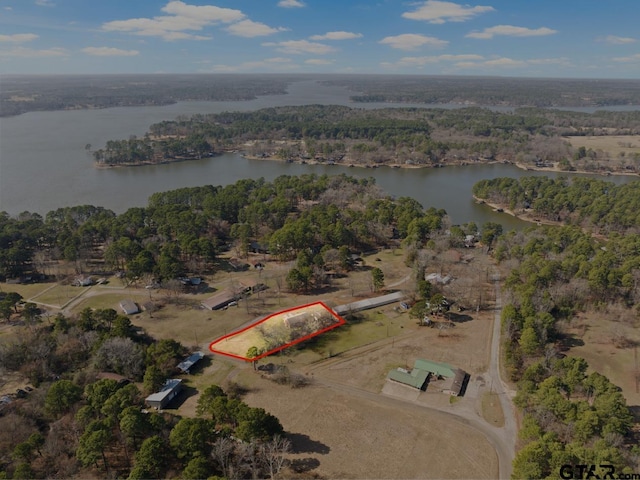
[481, 391, 505, 427]
[564, 135, 640, 156]
[561, 310, 640, 407]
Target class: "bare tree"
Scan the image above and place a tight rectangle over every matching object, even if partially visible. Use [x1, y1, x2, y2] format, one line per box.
[260, 435, 291, 479]
[211, 437, 235, 479]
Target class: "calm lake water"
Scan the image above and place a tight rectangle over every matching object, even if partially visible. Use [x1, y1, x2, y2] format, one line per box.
[1, 80, 638, 230]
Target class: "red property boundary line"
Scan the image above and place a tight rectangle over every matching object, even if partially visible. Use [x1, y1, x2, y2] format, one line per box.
[208, 301, 346, 362]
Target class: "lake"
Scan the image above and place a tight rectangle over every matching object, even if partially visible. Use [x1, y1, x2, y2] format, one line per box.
[1, 80, 638, 230]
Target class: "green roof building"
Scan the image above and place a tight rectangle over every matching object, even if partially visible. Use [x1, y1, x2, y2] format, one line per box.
[387, 368, 430, 390]
[413, 359, 457, 378]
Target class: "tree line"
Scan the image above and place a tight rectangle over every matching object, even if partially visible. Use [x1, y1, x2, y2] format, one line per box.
[1, 74, 293, 118]
[473, 176, 640, 235]
[95, 104, 640, 170]
[324, 75, 640, 108]
[484, 221, 640, 476]
[0, 174, 447, 288]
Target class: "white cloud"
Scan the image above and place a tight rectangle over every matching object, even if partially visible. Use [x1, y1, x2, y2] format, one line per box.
[381, 54, 483, 68]
[309, 31, 362, 41]
[35, 0, 55, 6]
[161, 1, 244, 23]
[226, 19, 287, 38]
[262, 39, 336, 55]
[484, 57, 525, 67]
[466, 25, 557, 39]
[403, 0, 494, 24]
[82, 47, 140, 56]
[102, 1, 245, 41]
[612, 53, 640, 63]
[305, 58, 334, 65]
[278, 0, 305, 7]
[384, 54, 572, 71]
[0, 33, 39, 43]
[379, 34, 448, 51]
[0, 46, 68, 58]
[598, 35, 636, 45]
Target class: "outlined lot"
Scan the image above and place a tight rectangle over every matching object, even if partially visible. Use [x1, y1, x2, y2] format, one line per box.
[209, 301, 346, 361]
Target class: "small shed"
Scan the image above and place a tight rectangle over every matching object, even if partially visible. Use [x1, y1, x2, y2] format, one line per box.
[145, 379, 183, 410]
[74, 276, 93, 287]
[440, 369, 469, 396]
[425, 273, 452, 285]
[177, 352, 204, 373]
[119, 299, 139, 315]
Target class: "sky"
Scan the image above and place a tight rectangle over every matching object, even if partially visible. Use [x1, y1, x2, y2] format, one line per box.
[0, 0, 639, 78]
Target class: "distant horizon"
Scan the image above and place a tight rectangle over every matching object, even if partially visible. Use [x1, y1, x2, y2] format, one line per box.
[1, 1, 639, 78]
[2, 72, 640, 82]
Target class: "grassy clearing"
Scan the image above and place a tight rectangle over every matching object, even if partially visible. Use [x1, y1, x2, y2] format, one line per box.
[563, 311, 640, 406]
[31, 284, 87, 307]
[564, 135, 640, 156]
[1, 282, 58, 301]
[481, 391, 504, 427]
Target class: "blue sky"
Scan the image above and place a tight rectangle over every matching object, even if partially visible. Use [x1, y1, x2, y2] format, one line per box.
[1, 0, 639, 77]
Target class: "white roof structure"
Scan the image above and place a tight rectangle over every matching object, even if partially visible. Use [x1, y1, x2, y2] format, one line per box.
[177, 352, 204, 373]
[145, 379, 182, 409]
[119, 299, 139, 315]
[334, 291, 405, 315]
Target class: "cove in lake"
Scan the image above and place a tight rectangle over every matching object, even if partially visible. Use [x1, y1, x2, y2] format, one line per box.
[1, 80, 638, 230]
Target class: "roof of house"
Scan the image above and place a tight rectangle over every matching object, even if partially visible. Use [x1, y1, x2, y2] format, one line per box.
[145, 379, 182, 404]
[177, 352, 204, 373]
[425, 273, 452, 285]
[387, 368, 430, 389]
[201, 289, 237, 309]
[119, 299, 139, 315]
[414, 359, 457, 378]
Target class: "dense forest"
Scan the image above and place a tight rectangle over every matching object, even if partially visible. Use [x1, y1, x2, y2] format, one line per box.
[0, 74, 292, 117]
[0, 312, 288, 479]
[473, 176, 640, 235]
[4, 75, 640, 118]
[469, 172, 640, 477]
[0, 173, 447, 288]
[324, 75, 640, 108]
[94, 104, 640, 170]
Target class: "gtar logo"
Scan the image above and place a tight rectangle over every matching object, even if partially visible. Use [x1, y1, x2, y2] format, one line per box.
[560, 464, 616, 480]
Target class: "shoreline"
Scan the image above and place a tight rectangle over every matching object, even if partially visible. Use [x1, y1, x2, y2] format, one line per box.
[94, 148, 640, 178]
[472, 195, 562, 228]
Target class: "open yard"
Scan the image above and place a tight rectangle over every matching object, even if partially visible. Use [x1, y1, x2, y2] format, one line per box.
[238, 376, 499, 479]
[564, 135, 640, 157]
[561, 309, 640, 408]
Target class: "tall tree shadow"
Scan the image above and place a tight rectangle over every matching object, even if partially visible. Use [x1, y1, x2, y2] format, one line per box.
[287, 432, 330, 455]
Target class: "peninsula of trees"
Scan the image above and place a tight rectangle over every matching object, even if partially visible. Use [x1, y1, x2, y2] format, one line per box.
[94, 104, 640, 172]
